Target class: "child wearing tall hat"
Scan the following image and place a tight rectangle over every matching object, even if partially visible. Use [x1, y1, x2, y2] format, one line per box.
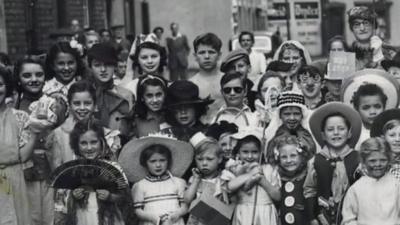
[87, 43, 135, 138]
[162, 80, 214, 142]
[119, 134, 194, 225]
[304, 102, 362, 225]
[341, 137, 400, 224]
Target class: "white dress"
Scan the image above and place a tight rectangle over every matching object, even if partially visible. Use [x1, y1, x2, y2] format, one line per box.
[232, 164, 280, 225]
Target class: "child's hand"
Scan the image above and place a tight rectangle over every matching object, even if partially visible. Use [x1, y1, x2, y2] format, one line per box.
[96, 189, 110, 201]
[192, 168, 202, 179]
[72, 188, 85, 200]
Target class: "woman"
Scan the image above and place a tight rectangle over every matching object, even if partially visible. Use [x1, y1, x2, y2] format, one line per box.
[0, 66, 45, 225]
[133, 75, 168, 137]
[122, 42, 167, 96]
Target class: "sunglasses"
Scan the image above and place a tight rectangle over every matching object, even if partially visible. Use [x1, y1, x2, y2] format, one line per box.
[222, 86, 244, 94]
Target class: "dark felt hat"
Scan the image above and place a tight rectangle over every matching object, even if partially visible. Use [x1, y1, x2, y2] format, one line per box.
[382, 52, 400, 71]
[88, 43, 118, 65]
[220, 48, 250, 73]
[267, 60, 293, 72]
[167, 80, 214, 108]
[370, 108, 400, 137]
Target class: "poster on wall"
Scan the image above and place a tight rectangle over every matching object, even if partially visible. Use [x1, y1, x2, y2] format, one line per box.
[267, 0, 322, 56]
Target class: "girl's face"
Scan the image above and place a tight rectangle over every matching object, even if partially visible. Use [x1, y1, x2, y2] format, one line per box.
[138, 48, 161, 75]
[146, 152, 168, 177]
[282, 48, 302, 65]
[260, 77, 282, 105]
[279, 144, 302, 172]
[173, 104, 196, 126]
[364, 151, 389, 179]
[330, 41, 345, 52]
[0, 76, 6, 105]
[143, 85, 165, 112]
[79, 130, 102, 159]
[70, 91, 95, 121]
[358, 95, 384, 127]
[384, 126, 400, 153]
[18, 63, 45, 94]
[195, 147, 222, 178]
[238, 141, 260, 163]
[53, 52, 78, 84]
[322, 115, 351, 150]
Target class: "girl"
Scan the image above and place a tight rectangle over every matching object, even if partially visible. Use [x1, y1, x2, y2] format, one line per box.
[185, 133, 225, 225]
[274, 135, 310, 225]
[67, 119, 127, 225]
[327, 35, 349, 54]
[43, 42, 85, 97]
[163, 80, 213, 142]
[273, 40, 312, 73]
[0, 66, 46, 225]
[120, 135, 193, 225]
[122, 42, 167, 96]
[370, 108, 400, 180]
[226, 131, 281, 225]
[304, 102, 362, 225]
[133, 75, 168, 137]
[341, 137, 400, 224]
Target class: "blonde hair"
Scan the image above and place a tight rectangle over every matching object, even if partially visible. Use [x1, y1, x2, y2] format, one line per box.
[360, 137, 391, 162]
[195, 137, 223, 158]
[382, 119, 400, 135]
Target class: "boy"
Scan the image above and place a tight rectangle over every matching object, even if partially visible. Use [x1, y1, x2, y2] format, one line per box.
[87, 43, 134, 138]
[296, 65, 325, 110]
[113, 50, 129, 86]
[190, 33, 224, 124]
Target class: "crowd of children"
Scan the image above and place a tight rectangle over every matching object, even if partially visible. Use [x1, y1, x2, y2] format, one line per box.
[2, 5, 400, 225]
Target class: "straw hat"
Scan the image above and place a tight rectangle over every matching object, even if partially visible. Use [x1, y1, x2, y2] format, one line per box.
[118, 134, 194, 182]
[370, 108, 400, 137]
[309, 102, 362, 148]
[341, 69, 400, 109]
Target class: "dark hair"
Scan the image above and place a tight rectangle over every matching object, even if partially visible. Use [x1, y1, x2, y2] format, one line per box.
[45, 42, 85, 81]
[0, 52, 11, 66]
[135, 75, 168, 119]
[360, 137, 391, 163]
[70, 119, 111, 159]
[165, 103, 208, 126]
[320, 112, 351, 132]
[257, 71, 284, 102]
[232, 135, 261, 157]
[297, 65, 324, 82]
[139, 144, 172, 170]
[14, 57, 46, 93]
[327, 35, 349, 52]
[239, 31, 255, 44]
[193, 33, 222, 53]
[278, 43, 307, 66]
[351, 83, 387, 110]
[0, 66, 14, 98]
[153, 27, 164, 33]
[67, 80, 97, 104]
[99, 28, 113, 38]
[170, 22, 178, 29]
[131, 42, 167, 74]
[220, 71, 247, 89]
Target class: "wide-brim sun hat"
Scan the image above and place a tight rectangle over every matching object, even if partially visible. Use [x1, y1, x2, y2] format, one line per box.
[341, 69, 400, 109]
[309, 102, 362, 148]
[370, 108, 400, 137]
[118, 134, 194, 183]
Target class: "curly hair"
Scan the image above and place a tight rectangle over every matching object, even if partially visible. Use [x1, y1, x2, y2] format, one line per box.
[351, 83, 387, 110]
[360, 137, 391, 163]
[131, 42, 167, 75]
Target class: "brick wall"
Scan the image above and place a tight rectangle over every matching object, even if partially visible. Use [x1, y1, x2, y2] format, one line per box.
[4, 0, 27, 59]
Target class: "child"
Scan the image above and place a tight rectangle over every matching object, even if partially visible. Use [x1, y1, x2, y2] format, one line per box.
[341, 137, 400, 224]
[304, 102, 362, 225]
[274, 135, 310, 225]
[163, 80, 213, 142]
[226, 130, 281, 225]
[67, 119, 127, 225]
[185, 132, 225, 225]
[370, 108, 400, 180]
[206, 121, 238, 159]
[119, 135, 194, 225]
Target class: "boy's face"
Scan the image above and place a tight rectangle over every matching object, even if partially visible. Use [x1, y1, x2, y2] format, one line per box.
[116, 61, 127, 78]
[194, 44, 220, 72]
[172, 104, 196, 126]
[91, 59, 115, 83]
[364, 151, 389, 179]
[324, 79, 342, 97]
[85, 35, 100, 50]
[239, 34, 253, 51]
[298, 72, 322, 99]
[221, 78, 246, 108]
[388, 66, 400, 83]
[227, 58, 251, 77]
[357, 95, 384, 127]
[322, 115, 351, 150]
[195, 147, 222, 178]
[280, 106, 303, 131]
